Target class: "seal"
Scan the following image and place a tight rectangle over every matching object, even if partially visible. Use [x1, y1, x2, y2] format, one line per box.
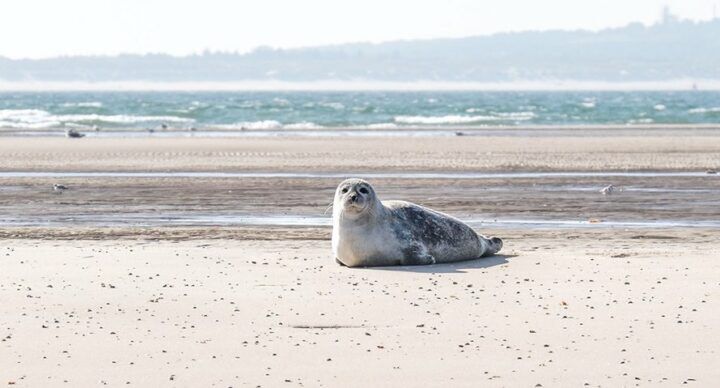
[331, 178, 503, 267]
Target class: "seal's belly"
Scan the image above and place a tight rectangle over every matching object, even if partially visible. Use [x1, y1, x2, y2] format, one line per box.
[333, 225, 404, 267]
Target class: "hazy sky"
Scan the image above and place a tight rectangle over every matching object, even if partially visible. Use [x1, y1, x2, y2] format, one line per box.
[1, 0, 718, 58]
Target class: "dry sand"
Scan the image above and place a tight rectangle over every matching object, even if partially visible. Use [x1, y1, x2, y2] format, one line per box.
[1, 233, 719, 387]
[1, 128, 719, 172]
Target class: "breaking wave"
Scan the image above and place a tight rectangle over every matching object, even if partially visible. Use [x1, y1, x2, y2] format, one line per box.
[394, 112, 535, 124]
[216, 121, 323, 130]
[0, 109, 192, 129]
[283, 122, 324, 129]
[688, 107, 720, 114]
[216, 120, 282, 130]
[363, 123, 399, 129]
[60, 102, 103, 108]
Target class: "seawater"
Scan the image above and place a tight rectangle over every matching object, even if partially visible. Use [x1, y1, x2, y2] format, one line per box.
[1, 91, 720, 131]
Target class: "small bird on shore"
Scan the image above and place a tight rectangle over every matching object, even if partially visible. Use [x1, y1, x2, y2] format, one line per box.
[65, 129, 85, 138]
[707, 169, 717, 175]
[53, 184, 68, 192]
[600, 184, 615, 195]
[92, 125, 100, 132]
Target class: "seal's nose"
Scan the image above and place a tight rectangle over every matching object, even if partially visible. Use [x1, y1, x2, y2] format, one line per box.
[350, 194, 358, 202]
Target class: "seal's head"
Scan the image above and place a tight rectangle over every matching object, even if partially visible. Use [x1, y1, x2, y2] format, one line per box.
[333, 178, 378, 220]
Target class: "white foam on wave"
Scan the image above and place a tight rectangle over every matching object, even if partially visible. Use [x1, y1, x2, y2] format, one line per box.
[60, 102, 103, 108]
[216, 121, 325, 130]
[0, 120, 60, 129]
[283, 122, 323, 129]
[272, 98, 290, 106]
[394, 111, 535, 124]
[0, 109, 58, 128]
[394, 115, 495, 124]
[628, 118, 654, 124]
[217, 120, 283, 130]
[494, 111, 536, 120]
[688, 107, 720, 114]
[0, 109, 193, 129]
[319, 102, 345, 110]
[238, 101, 261, 109]
[364, 123, 399, 129]
[66, 114, 192, 123]
[654, 104, 666, 111]
[0, 109, 46, 120]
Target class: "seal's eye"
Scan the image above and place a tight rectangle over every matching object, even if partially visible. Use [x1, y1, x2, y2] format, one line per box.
[341, 187, 349, 194]
[359, 187, 368, 194]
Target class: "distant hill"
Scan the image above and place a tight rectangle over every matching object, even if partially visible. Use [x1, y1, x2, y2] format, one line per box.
[1, 15, 719, 83]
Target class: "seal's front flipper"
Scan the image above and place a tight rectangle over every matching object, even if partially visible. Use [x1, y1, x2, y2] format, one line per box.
[481, 236, 503, 257]
[400, 243, 436, 265]
[400, 241, 435, 265]
[400, 254, 436, 266]
[335, 257, 347, 266]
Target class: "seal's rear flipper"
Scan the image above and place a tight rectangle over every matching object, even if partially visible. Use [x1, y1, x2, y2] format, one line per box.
[482, 236, 503, 257]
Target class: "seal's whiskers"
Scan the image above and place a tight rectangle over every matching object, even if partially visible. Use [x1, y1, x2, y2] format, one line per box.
[323, 202, 334, 215]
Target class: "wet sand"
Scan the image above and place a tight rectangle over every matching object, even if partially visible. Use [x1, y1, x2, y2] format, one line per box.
[1, 130, 719, 386]
[0, 133, 719, 230]
[0, 172, 718, 230]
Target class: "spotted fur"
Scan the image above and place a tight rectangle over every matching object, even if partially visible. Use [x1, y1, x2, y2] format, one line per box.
[332, 178, 502, 267]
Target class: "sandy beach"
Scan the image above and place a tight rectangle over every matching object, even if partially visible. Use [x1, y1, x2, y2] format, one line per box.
[1, 128, 719, 386]
[1, 128, 720, 172]
[2, 233, 719, 387]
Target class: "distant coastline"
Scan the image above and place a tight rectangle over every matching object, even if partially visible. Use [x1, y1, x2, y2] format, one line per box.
[2, 15, 719, 86]
[2, 79, 720, 91]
